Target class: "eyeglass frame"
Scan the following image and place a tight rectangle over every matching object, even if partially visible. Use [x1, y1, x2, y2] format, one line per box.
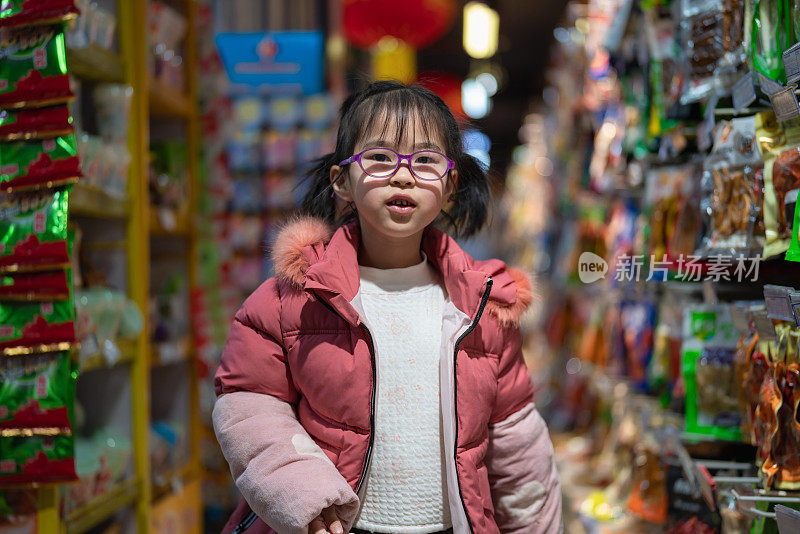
[338, 147, 455, 182]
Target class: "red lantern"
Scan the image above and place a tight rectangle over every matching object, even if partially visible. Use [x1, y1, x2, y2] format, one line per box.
[343, 0, 457, 49]
[418, 71, 465, 120]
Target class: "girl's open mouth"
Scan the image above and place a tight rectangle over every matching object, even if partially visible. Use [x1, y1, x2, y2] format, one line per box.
[386, 197, 417, 214]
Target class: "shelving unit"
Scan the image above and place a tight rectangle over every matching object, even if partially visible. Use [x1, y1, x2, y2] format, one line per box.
[28, 1, 202, 533]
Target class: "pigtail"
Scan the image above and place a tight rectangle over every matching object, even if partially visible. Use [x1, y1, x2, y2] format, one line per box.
[446, 152, 490, 238]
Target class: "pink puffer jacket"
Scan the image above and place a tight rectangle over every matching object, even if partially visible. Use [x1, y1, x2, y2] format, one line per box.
[213, 217, 561, 534]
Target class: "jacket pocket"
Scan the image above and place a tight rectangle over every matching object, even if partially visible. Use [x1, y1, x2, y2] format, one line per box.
[476, 461, 495, 518]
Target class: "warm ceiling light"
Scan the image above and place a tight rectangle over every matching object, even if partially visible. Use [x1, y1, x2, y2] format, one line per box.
[463, 2, 499, 59]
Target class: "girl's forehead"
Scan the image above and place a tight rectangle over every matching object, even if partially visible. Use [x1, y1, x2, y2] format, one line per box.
[355, 110, 446, 150]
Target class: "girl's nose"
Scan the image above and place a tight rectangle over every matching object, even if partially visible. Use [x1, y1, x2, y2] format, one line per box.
[390, 162, 414, 186]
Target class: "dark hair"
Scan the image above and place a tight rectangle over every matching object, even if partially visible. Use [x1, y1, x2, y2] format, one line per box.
[299, 80, 490, 238]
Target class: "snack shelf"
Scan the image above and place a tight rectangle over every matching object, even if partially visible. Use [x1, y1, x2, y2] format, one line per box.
[70, 183, 129, 219]
[148, 77, 191, 119]
[66, 44, 125, 84]
[150, 461, 197, 505]
[64, 478, 139, 534]
[149, 209, 190, 237]
[150, 338, 192, 367]
[79, 338, 138, 372]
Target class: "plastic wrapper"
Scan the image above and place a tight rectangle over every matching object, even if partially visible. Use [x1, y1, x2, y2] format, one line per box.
[787, 189, 800, 261]
[0, 351, 74, 429]
[0, 270, 69, 300]
[646, 162, 702, 261]
[756, 111, 800, 258]
[751, 0, 798, 82]
[682, 305, 741, 440]
[0, 298, 74, 355]
[0, 106, 72, 140]
[0, 433, 75, 484]
[0, 24, 73, 109]
[621, 300, 656, 391]
[0, 1, 78, 28]
[681, 0, 747, 103]
[0, 189, 69, 273]
[0, 135, 81, 192]
[698, 116, 765, 256]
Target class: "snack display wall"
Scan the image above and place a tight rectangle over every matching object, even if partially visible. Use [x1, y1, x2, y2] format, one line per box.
[505, 0, 800, 532]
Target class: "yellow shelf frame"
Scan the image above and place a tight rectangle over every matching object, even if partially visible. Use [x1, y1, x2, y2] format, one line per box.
[34, 1, 202, 533]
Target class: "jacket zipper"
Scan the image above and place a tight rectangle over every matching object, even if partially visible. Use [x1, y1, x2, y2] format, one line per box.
[231, 511, 258, 534]
[309, 291, 377, 497]
[452, 277, 493, 534]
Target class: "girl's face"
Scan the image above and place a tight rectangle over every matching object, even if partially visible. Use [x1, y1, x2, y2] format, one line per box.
[330, 113, 457, 243]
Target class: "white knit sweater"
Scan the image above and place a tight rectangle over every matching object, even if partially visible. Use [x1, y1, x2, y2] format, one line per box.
[353, 254, 452, 534]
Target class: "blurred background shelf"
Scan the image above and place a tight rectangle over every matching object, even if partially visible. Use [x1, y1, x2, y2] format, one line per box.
[64, 478, 138, 534]
[70, 183, 129, 219]
[148, 78, 192, 119]
[67, 44, 125, 83]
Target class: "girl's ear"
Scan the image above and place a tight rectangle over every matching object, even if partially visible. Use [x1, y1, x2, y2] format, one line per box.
[330, 165, 353, 202]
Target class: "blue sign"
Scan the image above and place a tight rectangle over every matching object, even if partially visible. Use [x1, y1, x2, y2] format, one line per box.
[216, 31, 324, 94]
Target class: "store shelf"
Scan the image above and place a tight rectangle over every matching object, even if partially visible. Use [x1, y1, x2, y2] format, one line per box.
[151, 462, 197, 504]
[148, 78, 191, 119]
[67, 45, 126, 83]
[80, 339, 137, 372]
[64, 478, 138, 534]
[150, 338, 192, 367]
[149, 209, 190, 237]
[71, 183, 129, 219]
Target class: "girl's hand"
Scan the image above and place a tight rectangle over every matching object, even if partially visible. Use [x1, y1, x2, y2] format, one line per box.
[309, 505, 345, 534]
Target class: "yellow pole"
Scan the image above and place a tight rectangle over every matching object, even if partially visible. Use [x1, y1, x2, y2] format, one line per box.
[36, 486, 59, 534]
[119, 0, 152, 532]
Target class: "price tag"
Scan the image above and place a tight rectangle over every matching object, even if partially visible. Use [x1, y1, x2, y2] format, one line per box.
[758, 72, 785, 95]
[751, 311, 777, 340]
[790, 291, 800, 327]
[769, 87, 800, 122]
[784, 41, 800, 84]
[764, 285, 796, 321]
[732, 72, 757, 113]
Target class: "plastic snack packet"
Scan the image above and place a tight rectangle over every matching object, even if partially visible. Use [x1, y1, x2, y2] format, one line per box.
[0, 433, 75, 484]
[0, 106, 72, 140]
[0, 1, 79, 28]
[0, 351, 74, 429]
[0, 135, 81, 192]
[0, 24, 73, 109]
[698, 116, 765, 256]
[0, 270, 69, 300]
[786, 191, 800, 261]
[0, 189, 70, 273]
[0, 298, 75, 354]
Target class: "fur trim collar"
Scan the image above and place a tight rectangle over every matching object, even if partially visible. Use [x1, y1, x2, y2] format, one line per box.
[270, 216, 533, 327]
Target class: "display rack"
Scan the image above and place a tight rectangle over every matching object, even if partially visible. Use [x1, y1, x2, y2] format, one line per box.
[28, 1, 202, 533]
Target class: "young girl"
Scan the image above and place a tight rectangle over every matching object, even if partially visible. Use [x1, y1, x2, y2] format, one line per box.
[213, 81, 562, 534]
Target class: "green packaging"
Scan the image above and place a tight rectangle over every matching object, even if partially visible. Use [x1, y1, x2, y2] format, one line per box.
[0, 188, 69, 273]
[0, 433, 75, 484]
[0, 24, 72, 109]
[0, 351, 74, 429]
[0, 135, 80, 192]
[0, 2, 79, 28]
[682, 305, 742, 441]
[0, 298, 74, 355]
[786, 183, 800, 262]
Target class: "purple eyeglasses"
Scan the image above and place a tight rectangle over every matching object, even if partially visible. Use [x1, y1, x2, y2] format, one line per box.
[338, 147, 455, 182]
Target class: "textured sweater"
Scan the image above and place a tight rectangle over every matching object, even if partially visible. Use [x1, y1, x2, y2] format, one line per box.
[353, 254, 452, 533]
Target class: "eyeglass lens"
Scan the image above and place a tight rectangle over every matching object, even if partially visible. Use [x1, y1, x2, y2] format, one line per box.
[359, 148, 448, 181]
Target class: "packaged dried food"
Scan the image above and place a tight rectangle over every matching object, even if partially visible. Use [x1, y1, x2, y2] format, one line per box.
[698, 115, 765, 256]
[0, 351, 74, 429]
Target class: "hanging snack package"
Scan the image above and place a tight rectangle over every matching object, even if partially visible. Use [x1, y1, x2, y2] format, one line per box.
[0, 189, 70, 273]
[681, 0, 747, 103]
[755, 112, 800, 258]
[0, 1, 78, 28]
[787, 191, 800, 261]
[682, 304, 741, 440]
[0, 270, 69, 300]
[0, 24, 73, 109]
[0, 106, 72, 140]
[0, 298, 74, 354]
[646, 162, 702, 261]
[0, 135, 81, 192]
[0, 351, 74, 429]
[698, 115, 765, 256]
[0, 433, 75, 484]
[751, 0, 797, 82]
